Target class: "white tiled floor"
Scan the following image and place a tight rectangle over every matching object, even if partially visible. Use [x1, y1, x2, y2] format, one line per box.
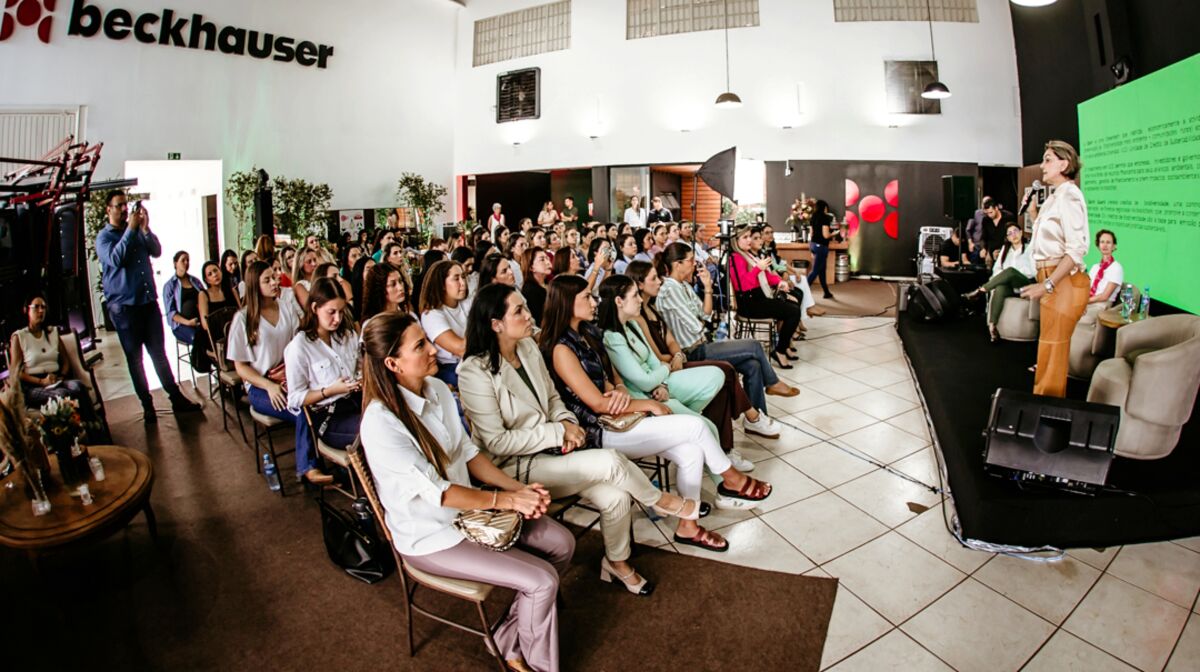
[90, 316, 1200, 671]
[621, 316, 1200, 672]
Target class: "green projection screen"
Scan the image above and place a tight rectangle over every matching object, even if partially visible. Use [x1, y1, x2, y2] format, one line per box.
[1078, 52, 1200, 314]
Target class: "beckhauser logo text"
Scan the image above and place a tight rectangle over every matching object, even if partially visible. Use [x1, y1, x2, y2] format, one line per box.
[3, 0, 335, 69]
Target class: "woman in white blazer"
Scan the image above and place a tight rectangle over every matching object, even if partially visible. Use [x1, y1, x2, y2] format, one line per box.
[457, 283, 699, 597]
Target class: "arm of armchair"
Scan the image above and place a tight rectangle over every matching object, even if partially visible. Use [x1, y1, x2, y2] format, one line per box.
[1117, 316, 1200, 425]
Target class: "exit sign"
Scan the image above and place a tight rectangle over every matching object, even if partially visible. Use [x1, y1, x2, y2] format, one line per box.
[167, 152, 181, 160]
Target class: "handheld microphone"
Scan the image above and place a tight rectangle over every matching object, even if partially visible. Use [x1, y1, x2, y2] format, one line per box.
[1017, 180, 1043, 216]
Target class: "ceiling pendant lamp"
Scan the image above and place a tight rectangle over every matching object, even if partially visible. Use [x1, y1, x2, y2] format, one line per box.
[1010, 0, 1057, 7]
[920, 0, 951, 100]
[715, 0, 742, 108]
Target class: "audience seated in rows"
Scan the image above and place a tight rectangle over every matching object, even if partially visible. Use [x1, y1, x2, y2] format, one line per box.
[226, 260, 332, 485]
[457, 283, 705, 595]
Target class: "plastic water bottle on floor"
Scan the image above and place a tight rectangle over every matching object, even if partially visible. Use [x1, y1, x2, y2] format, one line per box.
[1139, 286, 1150, 318]
[715, 320, 729, 341]
[263, 454, 281, 492]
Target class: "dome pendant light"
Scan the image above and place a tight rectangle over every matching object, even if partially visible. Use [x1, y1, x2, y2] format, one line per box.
[1011, 0, 1057, 7]
[715, 0, 742, 108]
[920, 0, 951, 100]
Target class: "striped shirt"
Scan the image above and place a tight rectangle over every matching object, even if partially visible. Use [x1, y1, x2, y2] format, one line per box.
[656, 277, 707, 350]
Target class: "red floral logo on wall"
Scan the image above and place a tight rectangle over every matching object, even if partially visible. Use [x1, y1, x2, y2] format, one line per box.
[1, 0, 55, 43]
[845, 178, 900, 240]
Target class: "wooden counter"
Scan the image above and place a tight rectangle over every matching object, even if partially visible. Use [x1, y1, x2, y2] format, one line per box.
[775, 241, 851, 286]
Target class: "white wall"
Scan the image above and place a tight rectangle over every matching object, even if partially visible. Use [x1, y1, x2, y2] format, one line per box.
[453, 0, 1022, 175]
[0, 0, 461, 246]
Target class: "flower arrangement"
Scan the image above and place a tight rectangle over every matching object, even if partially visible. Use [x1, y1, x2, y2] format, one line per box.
[793, 193, 816, 224]
[36, 396, 88, 455]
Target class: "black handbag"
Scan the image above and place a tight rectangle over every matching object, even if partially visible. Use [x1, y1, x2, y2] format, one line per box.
[319, 497, 395, 584]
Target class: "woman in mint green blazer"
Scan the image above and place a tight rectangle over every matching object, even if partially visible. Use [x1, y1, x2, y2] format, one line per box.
[597, 275, 723, 438]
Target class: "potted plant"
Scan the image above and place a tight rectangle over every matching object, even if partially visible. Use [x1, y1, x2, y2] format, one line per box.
[271, 176, 333, 241]
[395, 173, 448, 237]
[225, 167, 261, 250]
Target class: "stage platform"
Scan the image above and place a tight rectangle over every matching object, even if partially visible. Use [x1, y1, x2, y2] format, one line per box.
[897, 308, 1200, 549]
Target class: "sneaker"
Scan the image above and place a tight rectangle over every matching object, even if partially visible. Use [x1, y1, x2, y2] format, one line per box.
[714, 493, 761, 511]
[743, 413, 780, 440]
[728, 448, 755, 472]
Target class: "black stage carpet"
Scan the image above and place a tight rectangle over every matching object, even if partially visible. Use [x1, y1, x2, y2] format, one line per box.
[897, 309, 1200, 548]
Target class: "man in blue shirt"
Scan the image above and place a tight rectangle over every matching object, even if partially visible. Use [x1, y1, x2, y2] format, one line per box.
[96, 191, 201, 423]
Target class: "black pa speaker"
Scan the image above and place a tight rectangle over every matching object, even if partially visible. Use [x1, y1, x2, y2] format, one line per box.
[942, 175, 976, 221]
[983, 388, 1120, 494]
[906, 278, 958, 322]
[55, 204, 83, 277]
[254, 188, 274, 239]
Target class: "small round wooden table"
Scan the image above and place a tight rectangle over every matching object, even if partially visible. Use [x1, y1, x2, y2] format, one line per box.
[0, 445, 156, 570]
[1098, 306, 1147, 329]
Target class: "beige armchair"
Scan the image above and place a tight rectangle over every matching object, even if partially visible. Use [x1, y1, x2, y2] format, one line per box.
[1071, 288, 1140, 379]
[995, 296, 1040, 342]
[1087, 314, 1200, 459]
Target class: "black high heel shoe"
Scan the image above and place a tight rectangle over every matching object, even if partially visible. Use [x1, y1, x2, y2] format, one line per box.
[769, 351, 794, 369]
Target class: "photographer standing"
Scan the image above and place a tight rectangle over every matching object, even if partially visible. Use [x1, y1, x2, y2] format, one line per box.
[96, 191, 202, 424]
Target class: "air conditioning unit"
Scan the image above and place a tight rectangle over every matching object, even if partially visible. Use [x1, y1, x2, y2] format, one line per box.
[496, 67, 540, 124]
[917, 226, 952, 277]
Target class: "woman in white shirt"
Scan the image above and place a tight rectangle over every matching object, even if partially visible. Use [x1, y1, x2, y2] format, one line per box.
[964, 222, 1035, 342]
[419, 259, 472, 387]
[290, 247, 319, 308]
[1087, 229, 1123, 306]
[360, 311, 573, 672]
[227, 261, 331, 485]
[285, 277, 362, 451]
[1020, 140, 1091, 398]
[623, 195, 647, 229]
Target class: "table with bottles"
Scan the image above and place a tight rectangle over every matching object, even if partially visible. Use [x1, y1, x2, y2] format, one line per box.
[0, 445, 156, 570]
[1098, 284, 1151, 329]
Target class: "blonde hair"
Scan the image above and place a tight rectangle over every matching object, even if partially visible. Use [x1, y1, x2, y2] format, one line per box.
[1044, 140, 1082, 179]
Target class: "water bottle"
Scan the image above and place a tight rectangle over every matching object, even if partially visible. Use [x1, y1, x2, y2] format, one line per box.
[1139, 286, 1150, 318]
[1119, 285, 1134, 319]
[715, 320, 729, 341]
[262, 454, 281, 492]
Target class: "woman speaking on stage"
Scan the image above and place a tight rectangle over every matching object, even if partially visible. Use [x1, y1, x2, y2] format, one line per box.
[1020, 140, 1090, 398]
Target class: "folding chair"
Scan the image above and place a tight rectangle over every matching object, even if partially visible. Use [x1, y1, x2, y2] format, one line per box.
[59, 328, 113, 444]
[302, 405, 358, 501]
[347, 442, 507, 672]
[208, 309, 247, 442]
[727, 257, 777, 351]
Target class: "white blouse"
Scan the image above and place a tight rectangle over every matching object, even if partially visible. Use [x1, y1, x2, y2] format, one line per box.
[226, 288, 303, 386]
[623, 207, 648, 229]
[1030, 181, 1089, 270]
[359, 378, 480, 557]
[990, 244, 1035, 279]
[421, 298, 473, 365]
[1088, 259, 1125, 304]
[283, 329, 361, 413]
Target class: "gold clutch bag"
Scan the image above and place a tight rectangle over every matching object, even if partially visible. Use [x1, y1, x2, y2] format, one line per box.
[598, 411, 648, 433]
[453, 508, 524, 552]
